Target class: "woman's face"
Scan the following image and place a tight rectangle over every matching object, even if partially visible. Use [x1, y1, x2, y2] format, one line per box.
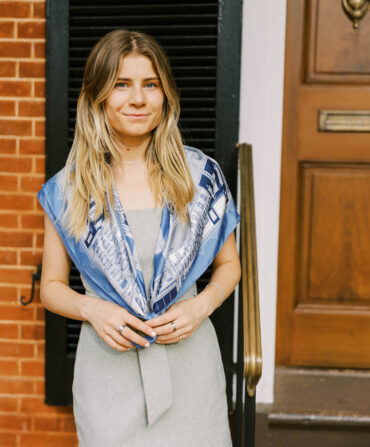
[105, 54, 164, 144]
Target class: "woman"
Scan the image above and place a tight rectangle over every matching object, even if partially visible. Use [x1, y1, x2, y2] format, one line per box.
[38, 29, 241, 446]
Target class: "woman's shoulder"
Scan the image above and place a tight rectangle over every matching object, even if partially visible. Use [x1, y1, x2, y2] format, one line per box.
[39, 166, 67, 195]
[37, 166, 71, 214]
[183, 145, 221, 171]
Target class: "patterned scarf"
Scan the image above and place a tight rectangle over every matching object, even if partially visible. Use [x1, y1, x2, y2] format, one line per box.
[38, 146, 240, 336]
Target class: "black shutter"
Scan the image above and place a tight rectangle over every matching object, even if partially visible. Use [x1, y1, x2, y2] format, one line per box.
[45, 0, 242, 408]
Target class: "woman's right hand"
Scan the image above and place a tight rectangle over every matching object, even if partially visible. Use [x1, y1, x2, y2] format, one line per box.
[83, 297, 157, 352]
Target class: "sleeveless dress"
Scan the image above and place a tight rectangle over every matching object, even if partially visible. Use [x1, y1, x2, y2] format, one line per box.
[72, 207, 233, 447]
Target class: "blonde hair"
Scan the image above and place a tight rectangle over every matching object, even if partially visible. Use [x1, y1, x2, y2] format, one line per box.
[62, 29, 195, 240]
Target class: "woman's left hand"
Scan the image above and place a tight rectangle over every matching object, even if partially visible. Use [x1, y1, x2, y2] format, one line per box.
[146, 296, 208, 344]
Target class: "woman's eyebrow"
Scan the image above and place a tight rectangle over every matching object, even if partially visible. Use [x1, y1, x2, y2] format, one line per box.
[116, 77, 160, 81]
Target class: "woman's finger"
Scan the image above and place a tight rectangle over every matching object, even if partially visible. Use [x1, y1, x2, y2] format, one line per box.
[124, 313, 157, 337]
[120, 325, 152, 348]
[103, 333, 132, 352]
[156, 332, 189, 344]
[108, 328, 135, 349]
[156, 327, 190, 343]
[146, 306, 179, 328]
[154, 320, 181, 336]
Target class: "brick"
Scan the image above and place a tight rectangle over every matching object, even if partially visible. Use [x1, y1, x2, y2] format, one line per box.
[52, 405, 74, 415]
[0, 138, 16, 154]
[35, 233, 43, 248]
[19, 61, 45, 78]
[0, 156, 32, 173]
[0, 119, 32, 137]
[35, 306, 44, 322]
[20, 433, 78, 447]
[21, 323, 44, 340]
[35, 119, 45, 136]
[0, 340, 34, 358]
[34, 41, 45, 58]
[33, 2, 46, 19]
[0, 61, 15, 77]
[35, 199, 43, 212]
[18, 21, 45, 39]
[21, 175, 43, 192]
[0, 231, 33, 248]
[0, 100, 15, 116]
[0, 21, 15, 38]
[21, 215, 44, 231]
[0, 285, 18, 301]
[0, 249, 17, 264]
[0, 268, 34, 287]
[0, 194, 33, 211]
[19, 100, 45, 117]
[0, 41, 31, 58]
[0, 322, 18, 339]
[34, 157, 44, 174]
[0, 395, 18, 411]
[0, 303, 34, 320]
[0, 432, 17, 447]
[20, 359, 44, 376]
[19, 285, 36, 304]
[34, 378, 44, 395]
[33, 285, 41, 303]
[35, 341, 44, 360]
[0, 213, 18, 229]
[34, 414, 61, 431]
[0, 413, 32, 431]
[35, 119, 45, 137]
[19, 138, 44, 155]
[62, 415, 76, 432]
[34, 80, 45, 97]
[0, 174, 18, 191]
[0, 2, 32, 18]
[0, 359, 19, 375]
[0, 80, 32, 97]
[20, 395, 48, 413]
[0, 377, 34, 394]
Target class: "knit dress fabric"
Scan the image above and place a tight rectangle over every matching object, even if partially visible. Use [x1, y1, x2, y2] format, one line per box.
[72, 207, 233, 447]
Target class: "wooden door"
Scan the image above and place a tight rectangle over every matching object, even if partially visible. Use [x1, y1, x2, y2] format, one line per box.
[276, 0, 370, 367]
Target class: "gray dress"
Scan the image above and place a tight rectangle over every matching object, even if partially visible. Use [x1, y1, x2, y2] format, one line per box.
[73, 207, 232, 447]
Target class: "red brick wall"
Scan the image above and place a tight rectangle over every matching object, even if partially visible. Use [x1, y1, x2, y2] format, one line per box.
[0, 2, 77, 445]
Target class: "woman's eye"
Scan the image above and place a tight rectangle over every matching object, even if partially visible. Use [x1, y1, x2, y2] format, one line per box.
[116, 82, 128, 88]
[145, 83, 158, 88]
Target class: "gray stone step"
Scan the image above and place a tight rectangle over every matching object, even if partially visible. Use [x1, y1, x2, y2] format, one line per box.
[254, 367, 370, 447]
[256, 405, 370, 447]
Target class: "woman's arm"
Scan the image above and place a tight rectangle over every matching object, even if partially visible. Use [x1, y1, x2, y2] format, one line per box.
[147, 231, 241, 343]
[40, 214, 157, 351]
[196, 231, 241, 317]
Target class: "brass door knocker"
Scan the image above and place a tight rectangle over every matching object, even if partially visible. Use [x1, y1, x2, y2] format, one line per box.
[342, 0, 369, 29]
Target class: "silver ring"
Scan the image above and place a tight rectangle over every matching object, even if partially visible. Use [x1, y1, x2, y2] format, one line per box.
[118, 324, 126, 335]
[171, 322, 177, 332]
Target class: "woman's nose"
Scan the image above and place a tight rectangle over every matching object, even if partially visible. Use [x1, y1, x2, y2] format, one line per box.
[129, 86, 146, 105]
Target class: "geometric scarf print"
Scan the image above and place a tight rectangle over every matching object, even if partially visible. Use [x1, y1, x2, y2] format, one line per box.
[37, 146, 240, 324]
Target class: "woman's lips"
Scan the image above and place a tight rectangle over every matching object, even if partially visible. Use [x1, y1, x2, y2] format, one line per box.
[124, 113, 150, 120]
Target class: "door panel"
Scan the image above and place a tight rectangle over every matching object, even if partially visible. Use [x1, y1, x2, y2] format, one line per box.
[276, 0, 370, 367]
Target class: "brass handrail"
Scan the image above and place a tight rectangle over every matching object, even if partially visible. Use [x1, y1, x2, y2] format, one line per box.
[238, 143, 263, 397]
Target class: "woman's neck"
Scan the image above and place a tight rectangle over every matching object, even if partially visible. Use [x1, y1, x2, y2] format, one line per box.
[116, 135, 150, 164]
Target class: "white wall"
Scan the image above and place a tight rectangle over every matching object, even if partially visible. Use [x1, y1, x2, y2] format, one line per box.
[238, 0, 287, 403]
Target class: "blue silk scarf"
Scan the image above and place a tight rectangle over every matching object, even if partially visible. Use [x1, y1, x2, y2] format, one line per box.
[37, 146, 240, 343]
